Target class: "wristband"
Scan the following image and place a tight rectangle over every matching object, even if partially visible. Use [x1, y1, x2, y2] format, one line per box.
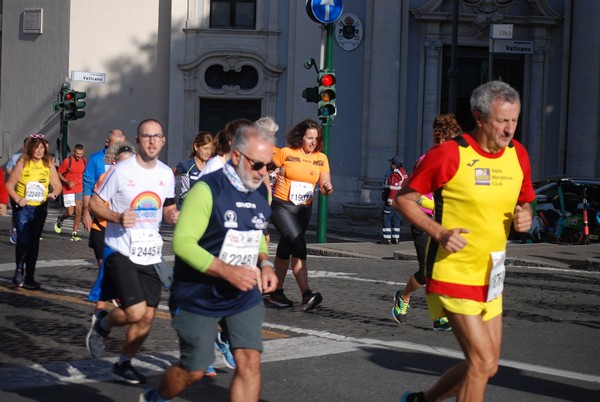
[259, 260, 274, 270]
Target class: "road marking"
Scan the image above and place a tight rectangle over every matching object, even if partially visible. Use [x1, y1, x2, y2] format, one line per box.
[310, 270, 407, 286]
[1, 324, 598, 391]
[263, 323, 600, 384]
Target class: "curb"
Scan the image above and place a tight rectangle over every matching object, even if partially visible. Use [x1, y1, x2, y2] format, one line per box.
[307, 246, 383, 260]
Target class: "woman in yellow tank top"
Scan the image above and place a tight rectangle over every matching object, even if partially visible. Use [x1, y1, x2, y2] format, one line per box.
[6, 134, 62, 290]
[266, 119, 333, 311]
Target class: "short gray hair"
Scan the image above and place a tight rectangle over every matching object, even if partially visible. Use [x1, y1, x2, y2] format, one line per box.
[232, 125, 274, 154]
[254, 116, 279, 135]
[470, 80, 520, 120]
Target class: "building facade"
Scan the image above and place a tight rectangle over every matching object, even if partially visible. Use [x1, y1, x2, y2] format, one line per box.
[1, 0, 599, 213]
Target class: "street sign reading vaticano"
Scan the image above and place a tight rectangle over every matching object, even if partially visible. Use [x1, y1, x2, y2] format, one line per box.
[491, 39, 534, 54]
[72, 71, 106, 83]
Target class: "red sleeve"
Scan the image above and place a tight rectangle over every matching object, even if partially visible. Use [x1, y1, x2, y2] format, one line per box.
[407, 141, 460, 195]
[0, 172, 8, 204]
[513, 140, 536, 204]
[57, 158, 69, 175]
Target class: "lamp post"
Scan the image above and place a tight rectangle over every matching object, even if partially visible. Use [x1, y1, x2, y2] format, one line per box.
[317, 22, 334, 243]
[448, 0, 460, 113]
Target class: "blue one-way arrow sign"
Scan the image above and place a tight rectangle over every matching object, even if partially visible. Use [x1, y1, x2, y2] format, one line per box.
[307, 0, 343, 24]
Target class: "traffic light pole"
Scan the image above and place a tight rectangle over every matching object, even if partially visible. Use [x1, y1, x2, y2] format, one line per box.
[61, 118, 69, 160]
[317, 23, 334, 244]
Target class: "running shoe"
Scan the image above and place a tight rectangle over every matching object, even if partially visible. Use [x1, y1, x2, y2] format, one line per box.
[138, 388, 169, 402]
[70, 232, 82, 241]
[392, 290, 409, 324]
[85, 309, 110, 358]
[12, 268, 24, 288]
[433, 317, 452, 331]
[401, 391, 426, 402]
[215, 332, 236, 369]
[205, 366, 217, 377]
[9, 228, 17, 244]
[138, 388, 157, 402]
[113, 360, 146, 384]
[266, 289, 294, 308]
[54, 218, 63, 234]
[23, 279, 41, 290]
[302, 289, 323, 311]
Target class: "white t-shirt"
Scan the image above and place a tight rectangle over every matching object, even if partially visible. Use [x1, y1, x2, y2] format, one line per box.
[198, 155, 226, 178]
[96, 155, 175, 260]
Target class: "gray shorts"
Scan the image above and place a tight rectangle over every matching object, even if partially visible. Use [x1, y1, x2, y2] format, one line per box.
[171, 302, 265, 372]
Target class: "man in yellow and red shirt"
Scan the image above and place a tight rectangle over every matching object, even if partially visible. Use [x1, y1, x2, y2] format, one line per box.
[395, 81, 535, 402]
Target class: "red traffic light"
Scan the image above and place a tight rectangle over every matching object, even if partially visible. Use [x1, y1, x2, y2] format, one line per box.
[320, 74, 335, 87]
[65, 91, 75, 101]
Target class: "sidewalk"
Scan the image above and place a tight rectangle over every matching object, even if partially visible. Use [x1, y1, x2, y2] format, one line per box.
[1, 206, 599, 271]
[305, 214, 600, 271]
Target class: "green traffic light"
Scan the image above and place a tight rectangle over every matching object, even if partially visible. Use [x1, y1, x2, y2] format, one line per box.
[62, 89, 86, 121]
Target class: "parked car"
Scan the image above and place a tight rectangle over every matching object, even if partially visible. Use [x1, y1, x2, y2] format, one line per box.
[510, 176, 600, 244]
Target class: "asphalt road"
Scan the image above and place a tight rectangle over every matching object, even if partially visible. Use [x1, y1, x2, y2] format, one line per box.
[0, 212, 599, 401]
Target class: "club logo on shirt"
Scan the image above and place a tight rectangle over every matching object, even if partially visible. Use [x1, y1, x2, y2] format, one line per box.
[251, 213, 268, 230]
[474, 168, 491, 185]
[224, 210, 238, 228]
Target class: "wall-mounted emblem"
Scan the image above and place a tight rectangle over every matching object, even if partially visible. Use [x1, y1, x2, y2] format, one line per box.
[335, 13, 363, 51]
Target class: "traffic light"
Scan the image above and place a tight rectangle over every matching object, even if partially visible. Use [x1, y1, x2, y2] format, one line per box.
[63, 89, 86, 121]
[317, 69, 336, 121]
[302, 86, 319, 103]
[53, 84, 68, 112]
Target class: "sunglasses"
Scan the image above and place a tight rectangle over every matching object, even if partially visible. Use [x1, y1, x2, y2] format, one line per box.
[30, 134, 45, 139]
[116, 145, 134, 155]
[239, 151, 269, 171]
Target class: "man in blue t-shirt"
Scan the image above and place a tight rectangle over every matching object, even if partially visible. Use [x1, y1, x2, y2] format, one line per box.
[82, 128, 125, 231]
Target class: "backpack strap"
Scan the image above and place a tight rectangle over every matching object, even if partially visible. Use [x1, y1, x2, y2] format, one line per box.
[65, 156, 73, 174]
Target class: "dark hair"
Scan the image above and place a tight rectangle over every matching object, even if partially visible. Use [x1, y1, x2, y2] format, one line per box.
[213, 118, 252, 156]
[286, 119, 323, 152]
[189, 131, 213, 157]
[74, 143, 84, 151]
[432, 114, 462, 144]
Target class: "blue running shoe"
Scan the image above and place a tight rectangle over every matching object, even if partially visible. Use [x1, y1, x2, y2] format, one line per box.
[392, 290, 409, 324]
[433, 317, 452, 331]
[205, 365, 217, 377]
[401, 391, 426, 402]
[138, 388, 170, 402]
[215, 332, 236, 369]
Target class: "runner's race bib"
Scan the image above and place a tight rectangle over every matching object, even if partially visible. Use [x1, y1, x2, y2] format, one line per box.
[486, 251, 506, 302]
[25, 182, 45, 203]
[289, 181, 314, 205]
[218, 229, 262, 267]
[63, 193, 76, 207]
[130, 229, 163, 265]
